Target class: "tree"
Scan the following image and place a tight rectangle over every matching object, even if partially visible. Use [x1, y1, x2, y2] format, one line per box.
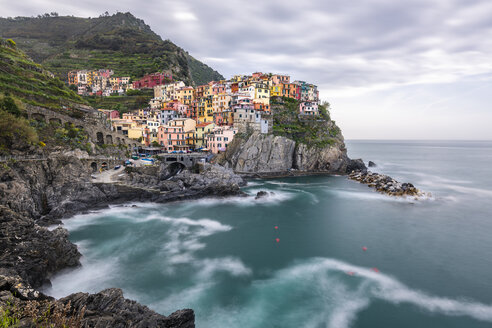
[0, 96, 21, 117]
[151, 141, 160, 147]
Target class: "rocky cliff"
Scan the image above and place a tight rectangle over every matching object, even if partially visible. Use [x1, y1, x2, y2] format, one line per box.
[214, 132, 356, 176]
[214, 97, 364, 176]
[0, 151, 244, 326]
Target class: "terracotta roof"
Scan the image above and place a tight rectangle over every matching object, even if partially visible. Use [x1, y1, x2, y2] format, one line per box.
[196, 122, 212, 127]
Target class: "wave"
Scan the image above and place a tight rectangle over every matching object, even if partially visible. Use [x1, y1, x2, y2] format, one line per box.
[150, 257, 492, 328]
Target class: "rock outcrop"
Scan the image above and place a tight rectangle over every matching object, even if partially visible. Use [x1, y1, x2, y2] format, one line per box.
[120, 163, 245, 200]
[0, 275, 194, 328]
[0, 206, 80, 289]
[0, 152, 247, 327]
[214, 132, 355, 175]
[60, 288, 195, 328]
[348, 170, 428, 198]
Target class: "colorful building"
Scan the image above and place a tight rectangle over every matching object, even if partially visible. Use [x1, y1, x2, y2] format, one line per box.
[206, 126, 238, 154]
[158, 118, 196, 151]
[132, 71, 172, 89]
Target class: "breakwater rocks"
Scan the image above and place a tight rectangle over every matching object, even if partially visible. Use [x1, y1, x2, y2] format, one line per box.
[348, 170, 428, 198]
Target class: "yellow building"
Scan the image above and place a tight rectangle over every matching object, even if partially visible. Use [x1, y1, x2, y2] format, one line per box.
[128, 127, 145, 142]
[176, 87, 195, 105]
[212, 94, 231, 113]
[254, 82, 270, 100]
[270, 85, 282, 97]
[195, 122, 216, 148]
[204, 96, 214, 123]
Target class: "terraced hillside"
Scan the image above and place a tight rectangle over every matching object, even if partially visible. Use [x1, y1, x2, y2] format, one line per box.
[0, 38, 86, 110]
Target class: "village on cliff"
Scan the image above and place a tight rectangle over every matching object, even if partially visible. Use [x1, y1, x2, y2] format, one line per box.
[68, 69, 320, 154]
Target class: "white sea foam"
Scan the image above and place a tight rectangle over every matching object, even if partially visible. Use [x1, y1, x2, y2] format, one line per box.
[174, 190, 295, 209]
[326, 188, 432, 203]
[43, 256, 119, 298]
[195, 257, 252, 280]
[278, 258, 492, 325]
[177, 257, 492, 328]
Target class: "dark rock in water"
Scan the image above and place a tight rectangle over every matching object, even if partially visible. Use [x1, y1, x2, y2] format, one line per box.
[346, 158, 367, 173]
[347, 170, 425, 198]
[131, 205, 138, 207]
[368, 161, 377, 167]
[60, 288, 195, 328]
[255, 191, 269, 199]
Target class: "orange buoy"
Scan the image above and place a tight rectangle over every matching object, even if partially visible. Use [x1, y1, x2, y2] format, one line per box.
[362, 246, 367, 251]
[276, 238, 280, 243]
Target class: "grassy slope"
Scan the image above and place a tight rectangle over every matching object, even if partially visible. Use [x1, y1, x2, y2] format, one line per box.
[0, 13, 224, 85]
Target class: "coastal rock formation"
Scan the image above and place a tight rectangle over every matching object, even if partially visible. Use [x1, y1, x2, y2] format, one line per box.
[294, 142, 350, 172]
[0, 276, 194, 328]
[121, 162, 245, 199]
[0, 206, 80, 289]
[216, 133, 296, 173]
[349, 170, 427, 198]
[0, 152, 248, 326]
[214, 132, 355, 175]
[60, 288, 195, 328]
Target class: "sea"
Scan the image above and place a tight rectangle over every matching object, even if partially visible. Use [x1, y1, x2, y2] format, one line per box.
[44, 140, 492, 328]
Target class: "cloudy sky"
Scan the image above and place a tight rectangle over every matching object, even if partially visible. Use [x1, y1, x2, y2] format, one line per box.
[2, 0, 492, 139]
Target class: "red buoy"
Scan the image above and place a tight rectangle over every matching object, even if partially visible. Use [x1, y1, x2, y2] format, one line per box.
[274, 226, 278, 230]
[372, 267, 379, 273]
[362, 246, 368, 251]
[346, 271, 355, 276]
[276, 238, 280, 243]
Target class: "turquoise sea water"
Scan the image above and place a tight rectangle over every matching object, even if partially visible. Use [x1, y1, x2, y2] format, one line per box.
[45, 140, 492, 327]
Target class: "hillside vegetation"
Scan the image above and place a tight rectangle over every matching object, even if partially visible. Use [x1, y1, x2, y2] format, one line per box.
[0, 41, 96, 155]
[0, 38, 86, 110]
[86, 89, 154, 114]
[0, 12, 224, 85]
[271, 97, 342, 148]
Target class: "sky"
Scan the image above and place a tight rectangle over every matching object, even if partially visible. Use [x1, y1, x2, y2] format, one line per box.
[2, 0, 492, 139]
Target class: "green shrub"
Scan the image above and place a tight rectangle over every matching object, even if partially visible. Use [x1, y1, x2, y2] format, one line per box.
[6, 39, 16, 48]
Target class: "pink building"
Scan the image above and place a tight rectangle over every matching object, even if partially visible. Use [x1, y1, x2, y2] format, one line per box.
[271, 74, 290, 85]
[212, 83, 226, 95]
[206, 126, 238, 154]
[158, 119, 196, 152]
[299, 102, 319, 116]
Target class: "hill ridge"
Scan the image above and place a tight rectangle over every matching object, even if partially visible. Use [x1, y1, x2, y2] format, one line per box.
[0, 12, 224, 85]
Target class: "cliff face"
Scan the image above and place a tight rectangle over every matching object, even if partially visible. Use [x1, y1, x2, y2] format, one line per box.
[215, 132, 352, 175]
